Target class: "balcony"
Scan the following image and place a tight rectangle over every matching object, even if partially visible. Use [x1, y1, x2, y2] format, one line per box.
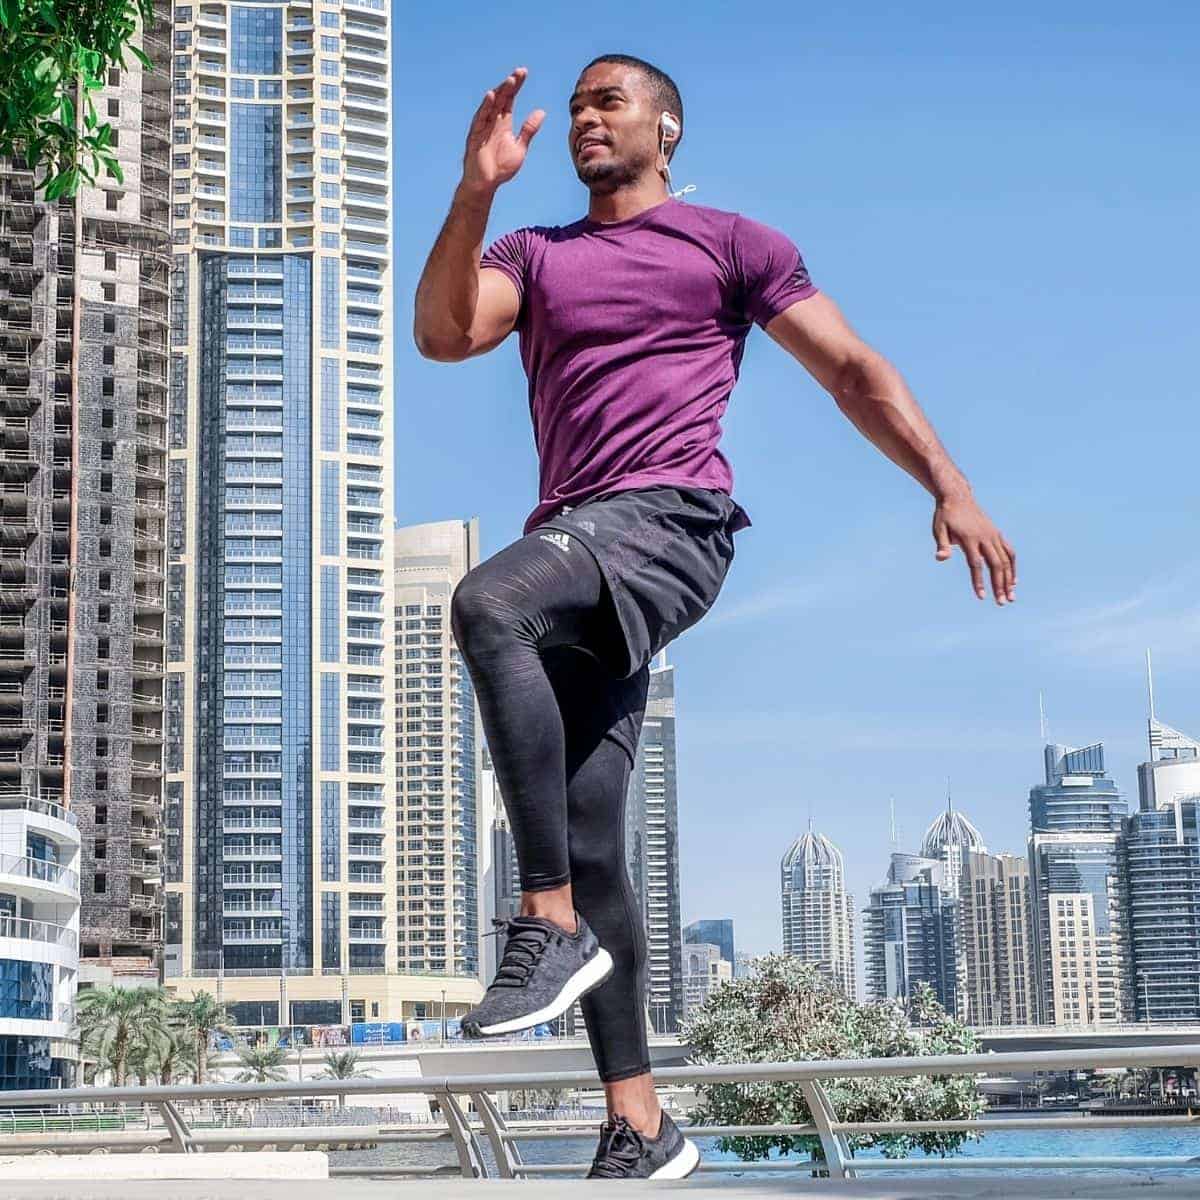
[0, 914, 76, 951]
[0, 853, 78, 895]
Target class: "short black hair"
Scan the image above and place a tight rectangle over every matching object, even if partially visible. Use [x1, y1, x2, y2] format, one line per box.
[581, 53, 683, 159]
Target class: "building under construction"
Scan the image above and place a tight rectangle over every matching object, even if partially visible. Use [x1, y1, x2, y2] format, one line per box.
[0, 11, 171, 988]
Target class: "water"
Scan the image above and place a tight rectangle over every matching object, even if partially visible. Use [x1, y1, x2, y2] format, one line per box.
[330, 1115, 1200, 1180]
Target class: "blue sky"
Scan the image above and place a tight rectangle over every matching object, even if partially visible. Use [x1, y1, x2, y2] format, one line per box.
[392, 2, 1199, 955]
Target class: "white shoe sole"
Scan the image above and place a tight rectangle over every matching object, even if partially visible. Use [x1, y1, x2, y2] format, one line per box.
[473, 947, 614, 1036]
[650, 1136, 701, 1179]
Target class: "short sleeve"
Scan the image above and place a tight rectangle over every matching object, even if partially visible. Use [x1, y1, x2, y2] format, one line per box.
[731, 214, 818, 328]
[480, 227, 531, 306]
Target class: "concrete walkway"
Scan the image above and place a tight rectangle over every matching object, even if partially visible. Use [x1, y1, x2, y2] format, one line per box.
[6, 1176, 1198, 1200]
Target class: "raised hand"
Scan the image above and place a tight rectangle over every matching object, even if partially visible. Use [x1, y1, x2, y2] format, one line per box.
[932, 491, 1017, 605]
[462, 67, 546, 196]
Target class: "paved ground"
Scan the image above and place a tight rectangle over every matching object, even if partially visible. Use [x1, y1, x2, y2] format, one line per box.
[7, 1176, 1198, 1199]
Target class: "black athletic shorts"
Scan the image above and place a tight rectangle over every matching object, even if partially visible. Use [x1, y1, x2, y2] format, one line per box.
[533, 485, 750, 759]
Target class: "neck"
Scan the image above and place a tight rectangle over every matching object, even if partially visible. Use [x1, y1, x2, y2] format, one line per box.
[586, 176, 671, 224]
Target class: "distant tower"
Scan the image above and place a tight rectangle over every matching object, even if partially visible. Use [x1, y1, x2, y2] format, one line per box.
[1125, 654, 1200, 1022]
[625, 654, 684, 1033]
[780, 824, 856, 996]
[920, 788, 987, 897]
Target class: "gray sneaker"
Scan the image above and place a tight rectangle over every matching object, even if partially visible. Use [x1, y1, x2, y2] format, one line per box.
[586, 1111, 700, 1179]
[461, 912, 613, 1037]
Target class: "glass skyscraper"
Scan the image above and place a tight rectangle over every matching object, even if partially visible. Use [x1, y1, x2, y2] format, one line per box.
[165, 0, 396, 1024]
[625, 654, 684, 1034]
[1125, 705, 1200, 1022]
[683, 919, 734, 967]
[1028, 742, 1131, 1025]
[862, 851, 956, 1012]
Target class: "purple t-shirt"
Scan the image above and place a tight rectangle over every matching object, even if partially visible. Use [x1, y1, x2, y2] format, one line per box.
[480, 197, 818, 534]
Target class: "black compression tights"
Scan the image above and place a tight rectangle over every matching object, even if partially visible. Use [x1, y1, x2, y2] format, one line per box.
[451, 530, 652, 1082]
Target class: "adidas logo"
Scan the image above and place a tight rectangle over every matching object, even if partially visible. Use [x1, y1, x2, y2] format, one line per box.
[539, 532, 572, 553]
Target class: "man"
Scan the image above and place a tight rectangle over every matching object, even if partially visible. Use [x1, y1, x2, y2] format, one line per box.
[414, 55, 1016, 1180]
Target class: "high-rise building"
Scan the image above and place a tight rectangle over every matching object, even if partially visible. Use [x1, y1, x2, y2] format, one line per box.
[920, 801, 985, 1019]
[780, 826, 855, 996]
[862, 851, 956, 1012]
[0, 10, 171, 988]
[1125, 673, 1200, 1023]
[165, 0, 401, 1024]
[1028, 742, 1132, 1025]
[681, 940, 731, 1019]
[392, 520, 484, 1010]
[684, 919, 734, 966]
[625, 653, 683, 1033]
[958, 851, 1036, 1027]
[921, 802, 986, 899]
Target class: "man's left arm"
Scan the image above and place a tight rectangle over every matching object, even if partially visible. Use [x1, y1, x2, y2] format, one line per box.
[764, 293, 1017, 606]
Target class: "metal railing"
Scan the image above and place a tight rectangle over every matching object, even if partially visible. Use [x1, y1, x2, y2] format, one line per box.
[0, 1043, 1198, 1176]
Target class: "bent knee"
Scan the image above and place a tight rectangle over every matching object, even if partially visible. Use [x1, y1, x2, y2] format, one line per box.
[450, 569, 518, 656]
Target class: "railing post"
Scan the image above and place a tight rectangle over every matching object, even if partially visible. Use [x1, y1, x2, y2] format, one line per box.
[155, 1100, 197, 1154]
[439, 1090, 488, 1179]
[470, 1089, 525, 1180]
[797, 1079, 853, 1180]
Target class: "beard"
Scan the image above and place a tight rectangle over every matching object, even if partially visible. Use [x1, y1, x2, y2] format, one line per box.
[575, 145, 655, 193]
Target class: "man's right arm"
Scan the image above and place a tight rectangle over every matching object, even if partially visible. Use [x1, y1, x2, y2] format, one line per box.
[412, 184, 520, 362]
[413, 67, 543, 363]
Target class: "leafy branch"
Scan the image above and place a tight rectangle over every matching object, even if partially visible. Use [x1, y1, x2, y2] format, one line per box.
[0, 0, 158, 197]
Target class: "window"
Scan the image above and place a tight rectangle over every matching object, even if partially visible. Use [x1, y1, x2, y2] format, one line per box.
[321, 107, 338, 125]
[231, 6, 282, 74]
[320, 133, 340, 149]
[174, 5, 192, 20]
[321, 157, 339, 175]
[321, 84, 340, 100]
[107, 98, 120, 118]
[105, 191, 119, 211]
[321, 231, 339, 249]
[103, 314, 115, 334]
[108, 68, 120, 86]
[104, 251, 116, 271]
[232, 78, 254, 97]
[321, 58, 338, 76]
[320, 35, 339, 51]
[259, 79, 282, 98]
[94, 874, 107, 894]
[321, 206, 339, 224]
[102, 283, 116, 303]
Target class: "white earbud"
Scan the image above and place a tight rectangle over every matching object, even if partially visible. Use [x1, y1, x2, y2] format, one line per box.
[658, 112, 694, 200]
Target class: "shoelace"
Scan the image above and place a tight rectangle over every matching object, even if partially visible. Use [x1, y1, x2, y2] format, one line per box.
[588, 1116, 646, 1178]
[482, 917, 558, 988]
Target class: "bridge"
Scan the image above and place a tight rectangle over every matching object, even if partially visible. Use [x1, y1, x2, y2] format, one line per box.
[215, 1025, 1200, 1085]
[1, 1041, 1199, 1197]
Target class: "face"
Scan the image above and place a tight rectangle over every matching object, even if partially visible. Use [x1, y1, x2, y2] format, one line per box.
[568, 63, 666, 193]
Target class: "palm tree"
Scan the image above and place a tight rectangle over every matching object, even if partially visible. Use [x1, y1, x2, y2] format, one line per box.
[232, 1045, 288, 1083]
[318, 1050, 372, 1079]
[171, 991, 232, 1084]
[76, 986, 168, 1086]
[140, 1026, 198, 1086]
[317, 1051, 374, 1107]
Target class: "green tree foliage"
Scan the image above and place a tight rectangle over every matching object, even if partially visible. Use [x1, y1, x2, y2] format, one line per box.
[76, 985, 168, 1087]
[170, 991, 232, 1084]
[681, 955, 983, 1164]
[129, 1024, 197, 1086]
[0, 0, 157, 197]
[317, 1050, 373, 1080]
[232, 1045, 288, 1084]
